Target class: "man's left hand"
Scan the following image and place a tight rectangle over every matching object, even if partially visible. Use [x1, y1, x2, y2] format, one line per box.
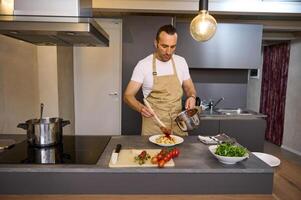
[185, 97, 196, 110]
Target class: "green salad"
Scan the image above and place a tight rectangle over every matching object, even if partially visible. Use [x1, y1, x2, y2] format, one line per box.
[215, 142, 247, 157]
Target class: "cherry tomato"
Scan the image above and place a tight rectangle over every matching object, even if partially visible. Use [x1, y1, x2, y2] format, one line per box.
[158, 159, 165, 168]
[163, 154, 171, 162]
[174, 148, 180, 157]
[151, 156, 158, 164]
[156, 153, 163, 161]
[171, 149, 176, 158]
[160, 148, 168, 155]
[167, 152, 173, 159]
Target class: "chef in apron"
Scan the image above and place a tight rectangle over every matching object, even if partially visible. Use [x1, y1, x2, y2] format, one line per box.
[124, 24, 197, 136]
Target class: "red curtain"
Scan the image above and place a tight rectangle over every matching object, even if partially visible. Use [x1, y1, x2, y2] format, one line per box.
[260, 42, 290, 146]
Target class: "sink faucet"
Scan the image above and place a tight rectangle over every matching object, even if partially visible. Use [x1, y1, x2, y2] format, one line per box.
[213, 97, 224, 109]
[207, 97, 224, 111]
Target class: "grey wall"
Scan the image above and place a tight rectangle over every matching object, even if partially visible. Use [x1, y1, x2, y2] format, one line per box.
[176, 22, 262, 69]
[190, 69, 248, 108]
[282, 40, 301, 155]
[121, 16, 250, 135]
[0, 35, 39, 134]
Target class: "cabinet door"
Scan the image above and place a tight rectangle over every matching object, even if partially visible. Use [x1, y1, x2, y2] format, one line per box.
[189, 120, 219, 136]
[176, 22, 263, 69]
[219, 119, 266, 152]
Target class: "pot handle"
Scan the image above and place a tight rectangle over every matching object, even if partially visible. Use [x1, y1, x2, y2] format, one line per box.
[195, 97, 201, 106]
[17, 123, 28, 130]
[62, 120, 70, 127]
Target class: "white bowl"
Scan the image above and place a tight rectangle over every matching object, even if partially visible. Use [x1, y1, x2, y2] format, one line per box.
[208, 145, 249, 165]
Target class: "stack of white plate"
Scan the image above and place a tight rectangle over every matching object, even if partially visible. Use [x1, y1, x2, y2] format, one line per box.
[252, 152, 281, 167]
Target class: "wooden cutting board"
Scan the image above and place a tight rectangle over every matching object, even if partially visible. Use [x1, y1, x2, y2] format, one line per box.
[108, 149, 175, 168]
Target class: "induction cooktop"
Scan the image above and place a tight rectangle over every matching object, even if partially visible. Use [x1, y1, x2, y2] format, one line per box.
[0, 136, 111, 164]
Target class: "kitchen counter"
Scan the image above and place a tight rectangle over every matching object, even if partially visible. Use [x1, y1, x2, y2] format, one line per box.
[0, 135, 273, 194]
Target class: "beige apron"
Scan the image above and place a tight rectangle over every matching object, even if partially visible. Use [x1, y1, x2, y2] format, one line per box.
[142, 54, 187, 136]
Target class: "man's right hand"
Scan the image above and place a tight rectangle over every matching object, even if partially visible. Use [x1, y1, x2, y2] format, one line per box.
[140, 106, 154, 118]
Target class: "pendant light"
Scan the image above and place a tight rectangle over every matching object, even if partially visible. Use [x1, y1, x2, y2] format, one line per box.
[190, 0, 217, 42]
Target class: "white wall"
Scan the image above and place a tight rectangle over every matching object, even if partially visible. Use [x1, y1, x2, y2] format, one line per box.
[37, 46, 59, 117]
[57, 46, 75, 135]
[37, 46, 75, 134]
[0, 37, 75, 134]
[0, 35, 39, 134]
[282, 40, 301, 156]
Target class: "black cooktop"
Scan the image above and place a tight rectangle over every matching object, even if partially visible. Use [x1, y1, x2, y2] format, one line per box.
[0, 136, 111, 165]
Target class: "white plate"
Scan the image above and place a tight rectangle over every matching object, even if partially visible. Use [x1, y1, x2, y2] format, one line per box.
[149, 134, 184, 147]
[252, 152, 281, 167]
[208, 145, 249, 165]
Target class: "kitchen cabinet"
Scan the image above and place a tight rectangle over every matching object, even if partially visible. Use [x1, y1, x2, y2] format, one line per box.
[219, 119, 266, 152]
[189, 118, 266, 152]
[189, 120, 219, 135]
[176, 22, 263, 69]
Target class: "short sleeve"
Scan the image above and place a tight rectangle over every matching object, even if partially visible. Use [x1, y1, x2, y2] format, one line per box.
[130, 61, 144, 83]
[182, 58, 191, 81]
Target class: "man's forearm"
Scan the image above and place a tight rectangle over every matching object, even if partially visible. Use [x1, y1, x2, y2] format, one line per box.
[183, 79, 197, 98]
[123, 95, 144, 113]
[184, 85, 197, 98]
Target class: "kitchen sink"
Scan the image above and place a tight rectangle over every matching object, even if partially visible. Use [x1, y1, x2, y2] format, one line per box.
[216, 108, 256, 115]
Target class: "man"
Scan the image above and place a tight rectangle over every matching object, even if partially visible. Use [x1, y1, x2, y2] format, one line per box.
[124, 24, 197, 136]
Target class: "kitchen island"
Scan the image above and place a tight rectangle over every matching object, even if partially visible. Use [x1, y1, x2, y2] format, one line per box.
[0, 135, 273, 194]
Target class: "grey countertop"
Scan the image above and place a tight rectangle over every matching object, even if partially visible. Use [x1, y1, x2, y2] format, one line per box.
[0, 134, 274, 194]
[0, 135, 272, 173]
[98, 136, 272, 173]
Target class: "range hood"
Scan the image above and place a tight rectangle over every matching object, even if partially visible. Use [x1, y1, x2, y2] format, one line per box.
[0, 0, 109, 46]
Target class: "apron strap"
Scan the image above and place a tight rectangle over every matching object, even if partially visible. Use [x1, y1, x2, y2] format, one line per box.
[152, 53, 176, 76]
[152, 53, 157, 76]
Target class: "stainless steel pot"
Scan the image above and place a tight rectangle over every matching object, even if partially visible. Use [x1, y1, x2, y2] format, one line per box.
[175, 108, 201, 132]
[17, 117, 70, 147]
[26, 144, 63, 164]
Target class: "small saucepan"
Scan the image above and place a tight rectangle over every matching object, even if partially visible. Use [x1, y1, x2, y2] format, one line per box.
[175, 108, 201, 132]
[175, 97, 202, 132]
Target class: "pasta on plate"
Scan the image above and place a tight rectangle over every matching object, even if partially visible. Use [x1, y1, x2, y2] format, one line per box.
[155, 135, 176, 145]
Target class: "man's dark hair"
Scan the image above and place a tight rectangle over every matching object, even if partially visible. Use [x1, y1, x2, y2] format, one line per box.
[156, 24, 177, 41]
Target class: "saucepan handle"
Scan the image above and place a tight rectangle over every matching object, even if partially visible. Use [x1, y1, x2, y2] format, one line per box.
[176, 119, 187, 132]
[195, 97, 201, 106]
[17, 123, 28, 130]
[62, 120, 70, 127]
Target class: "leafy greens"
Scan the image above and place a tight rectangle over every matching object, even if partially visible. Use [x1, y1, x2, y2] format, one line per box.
[215, 142, 247, 157]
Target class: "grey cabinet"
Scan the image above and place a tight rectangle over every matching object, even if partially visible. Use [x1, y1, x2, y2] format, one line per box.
[189, 120, 219, 136]
[176, 22, 263, 69]
[219, 119, 266, 152]
[189, 118, 266, 152]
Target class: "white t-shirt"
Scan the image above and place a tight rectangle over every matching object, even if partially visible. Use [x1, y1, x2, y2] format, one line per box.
[131, 54, 191, 97]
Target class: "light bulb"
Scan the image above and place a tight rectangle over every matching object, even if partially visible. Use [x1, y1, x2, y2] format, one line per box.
[190, 10, 217, 42]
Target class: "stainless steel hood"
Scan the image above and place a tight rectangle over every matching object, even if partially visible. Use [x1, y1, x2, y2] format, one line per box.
[0, 0, 109, 46]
